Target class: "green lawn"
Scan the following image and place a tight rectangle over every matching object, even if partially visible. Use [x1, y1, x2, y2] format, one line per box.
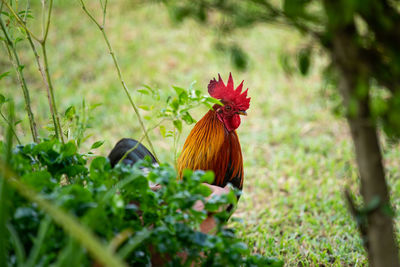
[2, 1, 400, 266]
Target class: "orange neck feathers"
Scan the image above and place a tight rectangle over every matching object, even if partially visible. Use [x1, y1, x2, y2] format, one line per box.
[177, 109, 244, 189]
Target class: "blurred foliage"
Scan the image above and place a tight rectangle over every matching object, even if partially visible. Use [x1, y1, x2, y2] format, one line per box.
[138, 82, 221, 135]
[0, 139, 282, 266]
[163, 0, 400, 140]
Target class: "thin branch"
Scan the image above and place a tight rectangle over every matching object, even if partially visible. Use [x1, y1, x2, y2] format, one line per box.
[22, 0, 30, 22]
[38, 0, 64, 142]
[0, 110, 21, 145]
[42, 0, 53, 42]
[19, 1, 63, 142]
[78, 0, 158, 162]
[0, 14, 39, 143]
[2, 0, 64, 143]
[100, 0, 108, 28]
[41, 0, 45, 39]
[41, 43, 64, 143]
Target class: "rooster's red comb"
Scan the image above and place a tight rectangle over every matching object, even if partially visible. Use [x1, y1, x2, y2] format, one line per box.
[208, 73, 250, 110]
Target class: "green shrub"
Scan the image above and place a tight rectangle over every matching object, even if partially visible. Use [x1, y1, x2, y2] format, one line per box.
[1, 139, 282, 266]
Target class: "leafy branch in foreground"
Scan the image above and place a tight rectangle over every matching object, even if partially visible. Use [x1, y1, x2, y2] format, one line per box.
[0, 162, 127, 267]
[77, 0, 158, 162]
[0, 139, 282, 266]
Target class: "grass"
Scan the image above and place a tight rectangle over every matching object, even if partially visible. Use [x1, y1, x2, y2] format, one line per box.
[1, 1, 400, 266]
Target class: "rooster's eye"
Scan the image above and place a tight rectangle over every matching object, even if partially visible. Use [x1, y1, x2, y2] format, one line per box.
[225, 105, 232, 111]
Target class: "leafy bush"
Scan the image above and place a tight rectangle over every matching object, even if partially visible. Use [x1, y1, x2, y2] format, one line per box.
[0, 1, 282, 265]
[1, 139, 282, 266]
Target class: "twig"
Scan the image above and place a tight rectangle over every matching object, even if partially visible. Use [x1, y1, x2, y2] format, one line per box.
[42, 0, 53, 43]
[78, 0, 158, 162]
[100, 0, 108, 28]
[0, 109, 21, 145]
[41, 42, 64, 143]
[39, 0, 64, 143]
[0, 14, 39, 143]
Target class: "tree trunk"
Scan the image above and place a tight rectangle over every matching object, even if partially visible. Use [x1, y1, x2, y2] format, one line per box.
[332, 29, 399, 267]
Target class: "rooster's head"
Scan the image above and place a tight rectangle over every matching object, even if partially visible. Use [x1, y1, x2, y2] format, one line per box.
[208, 73, 251, 132]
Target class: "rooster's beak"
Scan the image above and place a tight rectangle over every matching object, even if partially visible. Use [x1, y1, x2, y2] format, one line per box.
[237, 110, 247, 116]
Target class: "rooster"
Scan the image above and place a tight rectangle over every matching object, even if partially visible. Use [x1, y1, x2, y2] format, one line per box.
[108, 73, 250, 194]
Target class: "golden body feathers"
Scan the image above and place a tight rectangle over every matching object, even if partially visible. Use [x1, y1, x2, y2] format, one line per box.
[177, 109, 244, 189]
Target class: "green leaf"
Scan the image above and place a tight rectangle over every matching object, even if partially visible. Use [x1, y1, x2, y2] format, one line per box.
[21, 171, 54, 191]
[364, 196, 380, 212]
[138, 105, 150, 111]
[62, 141, 78, 158]
[0, 94, 6, 105]
[159, 125, 166, 138]
[170, 98, 180, 112]
[283, 0, 307, 17]
[298, 48, 311, 76]
[6, 223, 26, 265]
[137, 89, 150, 95]
[231, 45, 248, 71]
[145, 115, 154, 121]
[182, 112, 195, 124]
[0, 71, 10, 80]
[64, 106, 76, 119]
[173, 86, 186, 96]
[205, 97, 222, 106]
[197, 184, 212, 197]
[112, 194, 125, 210]
[279, 53, 295, 75]
[173, 120, 182, 132]
[91, 140, 105, 149]
[14, 37, 24, 45]
[200, 171, 214, 184]
[3, 168, 127, 267]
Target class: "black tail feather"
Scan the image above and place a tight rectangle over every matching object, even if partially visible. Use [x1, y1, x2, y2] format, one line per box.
[108, 138, 157, 168]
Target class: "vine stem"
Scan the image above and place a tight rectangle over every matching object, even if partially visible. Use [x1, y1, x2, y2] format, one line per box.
[39, 0, 64, 143]
[41, 43, 64, 143]
[78, 0, 158, 162]
[0, 14, 38, 143]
